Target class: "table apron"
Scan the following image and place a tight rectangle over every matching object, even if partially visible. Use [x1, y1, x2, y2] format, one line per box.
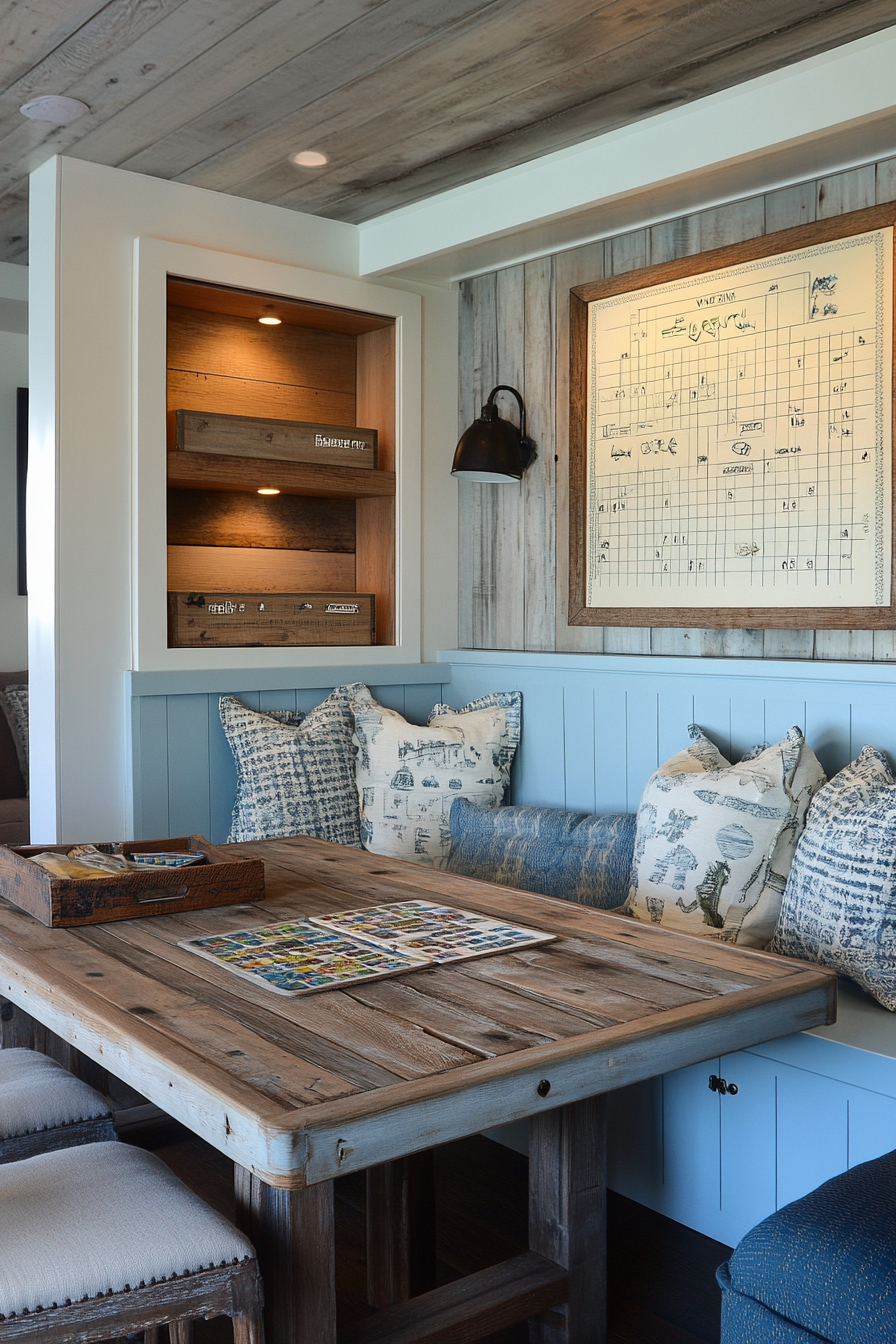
[299, 983, 831, 1184]
[0, 961, 831, 1189]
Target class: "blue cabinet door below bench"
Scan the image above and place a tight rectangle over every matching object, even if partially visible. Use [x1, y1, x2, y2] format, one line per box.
[608, 1048, 896, 1247]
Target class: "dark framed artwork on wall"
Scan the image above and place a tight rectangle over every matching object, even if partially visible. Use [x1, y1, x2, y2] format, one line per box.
[568, 202, 896, 630]
[16, 386, 27, 597]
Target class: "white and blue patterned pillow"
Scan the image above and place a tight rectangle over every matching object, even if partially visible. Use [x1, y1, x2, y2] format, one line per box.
[350, 687, 522, 866]
[772, 747, 896, 1009]
[220, 685, 365, 847]
[625, 725, 825, 946]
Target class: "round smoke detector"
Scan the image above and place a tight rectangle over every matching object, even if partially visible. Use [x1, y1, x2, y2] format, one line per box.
[19, 95, 89, 125]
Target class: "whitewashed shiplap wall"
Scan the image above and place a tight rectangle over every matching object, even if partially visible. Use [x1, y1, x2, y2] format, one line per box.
[457, 156, 896, 662]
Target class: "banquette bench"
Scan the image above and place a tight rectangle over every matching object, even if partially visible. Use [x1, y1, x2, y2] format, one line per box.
[443, 793, 896, 1262]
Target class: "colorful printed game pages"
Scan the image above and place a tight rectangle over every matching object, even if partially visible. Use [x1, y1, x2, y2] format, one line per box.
[178, 899, 556, 996]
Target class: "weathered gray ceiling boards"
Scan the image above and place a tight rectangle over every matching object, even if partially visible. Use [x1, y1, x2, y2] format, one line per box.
[1, 0, 893, 262]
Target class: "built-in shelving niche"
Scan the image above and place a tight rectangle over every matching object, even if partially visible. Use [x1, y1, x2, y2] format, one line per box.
[166, 276, 397, 645]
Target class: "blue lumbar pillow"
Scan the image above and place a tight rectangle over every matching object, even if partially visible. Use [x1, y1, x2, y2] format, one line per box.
[445, 797, 636, 909]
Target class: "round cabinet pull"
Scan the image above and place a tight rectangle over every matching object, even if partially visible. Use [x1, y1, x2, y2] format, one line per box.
[536, 1079, 551, 1097]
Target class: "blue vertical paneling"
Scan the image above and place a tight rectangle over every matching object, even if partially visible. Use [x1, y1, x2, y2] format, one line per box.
[763, 692, 808, 749]
[258, 690, 299, 714]
[134, 695, 169, 840]
[656, 681, 696, 763]
[849, 684, 892, 764]
[404, 682, 444, 726]
[562, 681, 596, 812]
[208, 694, 238, 845]
[719, 1051, 777, 1246]
[624, 687, 660, 813]
[165, 694, 211, 839]
[513, 670, 566, 807]
[592, 681, 628, 813]
[804, 689, 852, 780]
[369, 684, 406, 714]
[661, 1061, 723, 1240]
[729, 689, 767, 761]
[691, 687, 732, 760]
[295, 688, 328, 714]
[776, 1064, 848, 1208]
[847, 1088, 896, 1168]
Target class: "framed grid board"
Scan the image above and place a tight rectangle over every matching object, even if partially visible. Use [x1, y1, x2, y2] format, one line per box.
[568, 203, 896, 629]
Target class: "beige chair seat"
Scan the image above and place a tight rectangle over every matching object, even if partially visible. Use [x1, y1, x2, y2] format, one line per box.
[0, 1142, 255, 1321]
[0, 1049, 110, 1143]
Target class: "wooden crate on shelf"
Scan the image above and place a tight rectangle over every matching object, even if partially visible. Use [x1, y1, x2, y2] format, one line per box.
[168, 590, 375, 647]
[175, 409, 378, 469]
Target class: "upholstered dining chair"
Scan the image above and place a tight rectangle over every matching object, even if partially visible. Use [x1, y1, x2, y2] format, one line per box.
[0, 1140, 264, 1342]
[0, 1047, 116, 1163]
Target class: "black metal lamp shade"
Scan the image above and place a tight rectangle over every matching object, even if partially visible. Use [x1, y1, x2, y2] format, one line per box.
[452, 384, 536, 482]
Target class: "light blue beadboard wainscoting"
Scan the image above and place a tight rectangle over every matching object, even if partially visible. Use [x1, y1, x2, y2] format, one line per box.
[438, 650, 896, 1247]
[128, 664, 450, 844]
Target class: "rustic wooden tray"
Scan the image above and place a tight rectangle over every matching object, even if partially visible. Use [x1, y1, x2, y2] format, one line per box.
[0, 834, 265, 927]
[175, 409, 378, 469]
[168, 590, 375, 647]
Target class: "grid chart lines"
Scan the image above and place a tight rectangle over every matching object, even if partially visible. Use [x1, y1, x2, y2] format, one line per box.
[585, 228, 892, 611]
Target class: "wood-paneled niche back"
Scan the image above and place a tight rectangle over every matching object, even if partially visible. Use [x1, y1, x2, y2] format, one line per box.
[166, 277, 396, 645]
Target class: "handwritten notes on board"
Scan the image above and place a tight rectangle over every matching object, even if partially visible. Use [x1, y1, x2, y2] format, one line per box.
[585, 228, 893, 610]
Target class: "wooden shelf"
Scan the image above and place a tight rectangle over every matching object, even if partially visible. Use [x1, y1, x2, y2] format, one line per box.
[167, 451, 396, 500]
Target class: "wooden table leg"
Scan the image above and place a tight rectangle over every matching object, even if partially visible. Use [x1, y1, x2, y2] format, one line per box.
[235, 1164, 336, 1344]
[0, 997, 34, 1049]
[366, 1150, 436, 1307]
[528, 1096, 607, 1344]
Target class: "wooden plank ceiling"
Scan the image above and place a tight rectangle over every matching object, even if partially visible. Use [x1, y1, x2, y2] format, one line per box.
[1, 0, 893, 263]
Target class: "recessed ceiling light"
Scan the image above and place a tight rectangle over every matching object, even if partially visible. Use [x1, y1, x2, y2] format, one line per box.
[291, 150, 328, 167]
[257, 488, 280, 495]
[19, 95, 89, 125]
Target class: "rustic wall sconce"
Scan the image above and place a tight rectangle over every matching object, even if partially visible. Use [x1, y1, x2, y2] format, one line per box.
[451, 384, 535, 482]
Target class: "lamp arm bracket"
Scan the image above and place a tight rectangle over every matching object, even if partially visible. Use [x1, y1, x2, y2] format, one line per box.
[485, 384, 528, 442]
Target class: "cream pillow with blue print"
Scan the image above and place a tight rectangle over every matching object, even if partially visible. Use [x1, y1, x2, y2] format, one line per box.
[772, 747, 896, 1009]
[350, 687, 521, 866]
[624, 725, 825, 946]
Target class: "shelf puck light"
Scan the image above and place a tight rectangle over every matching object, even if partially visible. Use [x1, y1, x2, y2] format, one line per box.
[258, 304, 281, 326]
[291, 150, 328, 167]
[257, 488, 280, 496]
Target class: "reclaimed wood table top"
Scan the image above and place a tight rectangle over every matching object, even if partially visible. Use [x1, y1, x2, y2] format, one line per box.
[0, 835, 836, 1189]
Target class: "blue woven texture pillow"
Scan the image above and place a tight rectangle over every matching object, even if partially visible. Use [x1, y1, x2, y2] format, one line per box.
[445, 797, 636, 909]
[718, 1149, 896, 1344]
[220, 685, 365, 847]
[772, 745, 896, 1008]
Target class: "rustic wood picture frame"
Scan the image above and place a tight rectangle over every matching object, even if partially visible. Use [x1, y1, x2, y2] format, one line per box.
[568, 202, 896, 629]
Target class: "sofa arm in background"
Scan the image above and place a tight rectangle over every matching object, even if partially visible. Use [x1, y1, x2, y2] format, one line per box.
[0, 798, 29, 847]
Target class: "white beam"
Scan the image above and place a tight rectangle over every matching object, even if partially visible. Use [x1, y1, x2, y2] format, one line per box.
[360, 27, 896, 282]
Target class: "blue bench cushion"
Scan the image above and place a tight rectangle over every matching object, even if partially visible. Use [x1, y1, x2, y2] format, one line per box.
[718, 1149, 896, 1344]
[445, 798, 635, 909]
